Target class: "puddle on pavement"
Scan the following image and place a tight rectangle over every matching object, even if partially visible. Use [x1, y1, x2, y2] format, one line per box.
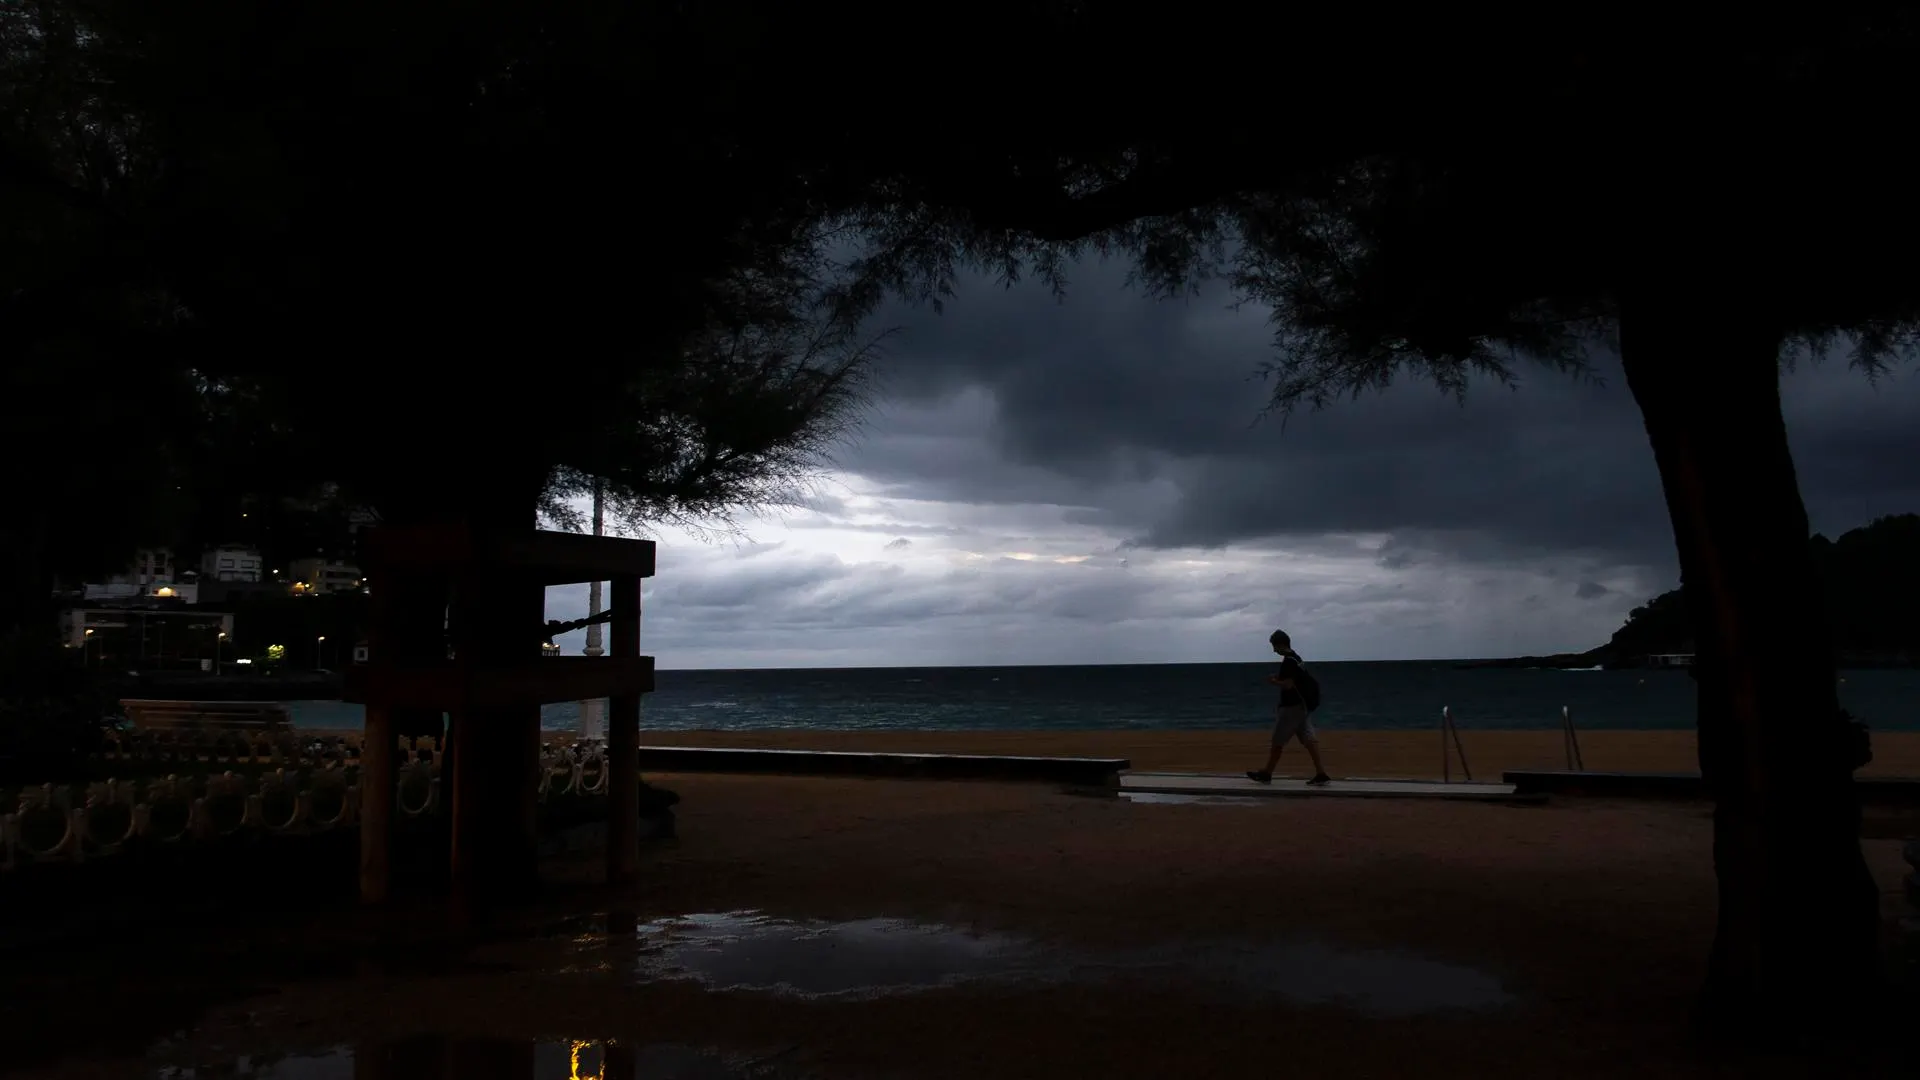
[627, 912, 1042, 998]
[587, 910, 1516, 1015]
[151, 1037, 791, 1079]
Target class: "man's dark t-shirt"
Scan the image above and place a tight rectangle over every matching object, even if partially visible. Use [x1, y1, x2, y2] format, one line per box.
[1275, 656, 1308, 708]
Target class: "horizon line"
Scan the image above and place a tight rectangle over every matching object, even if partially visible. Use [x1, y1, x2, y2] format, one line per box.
[649, 656, 1520, 673]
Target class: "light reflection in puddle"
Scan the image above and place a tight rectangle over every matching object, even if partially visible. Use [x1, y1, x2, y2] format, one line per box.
[151, 1039, 787, 1079]
[609, 911, 1517, 1015]
[632, 913, 1040, 998]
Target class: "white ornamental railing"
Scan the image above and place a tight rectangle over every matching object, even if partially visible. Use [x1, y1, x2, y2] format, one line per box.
[1, 738, 614, 872]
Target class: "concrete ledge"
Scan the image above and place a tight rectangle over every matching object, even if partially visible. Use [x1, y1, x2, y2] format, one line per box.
[1503, 771, 1702, 799]
[636, 746, 1129, 786]
[1504, 770, 1920, 805]
[1122, 772, 1539, 804]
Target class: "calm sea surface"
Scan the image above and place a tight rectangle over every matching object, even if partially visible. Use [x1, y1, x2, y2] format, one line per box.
[285, 661, 1920, 734]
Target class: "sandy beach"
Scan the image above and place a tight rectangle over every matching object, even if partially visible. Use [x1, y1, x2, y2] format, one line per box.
[631, 727, 1920, 779]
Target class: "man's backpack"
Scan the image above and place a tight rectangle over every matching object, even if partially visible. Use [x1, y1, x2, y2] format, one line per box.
[1294, 663, 1323, 712]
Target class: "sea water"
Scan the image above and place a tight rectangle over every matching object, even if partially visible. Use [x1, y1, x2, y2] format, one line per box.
[284, 661, 1920, 733]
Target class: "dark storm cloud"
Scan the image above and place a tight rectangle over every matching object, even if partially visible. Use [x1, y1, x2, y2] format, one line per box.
[847, 259, 1920, 577]
[594, 546, 1261, 642]
[1777, 359, 1920, 535]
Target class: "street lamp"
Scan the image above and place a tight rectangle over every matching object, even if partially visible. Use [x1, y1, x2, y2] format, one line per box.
[580, 477, 606, 741]
[216, 630, 228, 675]
[316, 634, 327, 670]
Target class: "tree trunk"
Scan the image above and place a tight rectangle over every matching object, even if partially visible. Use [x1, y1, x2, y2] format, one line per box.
[1618, 293, 1882, 1047]
[369, 446, 549, 910]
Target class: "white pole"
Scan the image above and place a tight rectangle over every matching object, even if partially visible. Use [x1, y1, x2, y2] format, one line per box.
[579, 478, 607, 742]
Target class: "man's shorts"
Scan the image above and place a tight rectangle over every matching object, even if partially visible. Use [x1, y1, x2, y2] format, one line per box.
[1271, 704, 1318, 747]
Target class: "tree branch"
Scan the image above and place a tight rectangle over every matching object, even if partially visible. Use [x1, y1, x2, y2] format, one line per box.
[906, 152, 1266, 244]
[0, 140, 126, 229]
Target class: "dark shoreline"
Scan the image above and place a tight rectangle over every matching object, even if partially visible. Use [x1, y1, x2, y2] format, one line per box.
[1452, 651, 1610, 671]
[1453, 650, 1920, 671]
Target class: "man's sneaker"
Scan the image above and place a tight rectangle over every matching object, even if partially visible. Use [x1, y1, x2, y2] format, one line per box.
[1306, 773, 1332, 787]
[1246, 770, 1273, 784]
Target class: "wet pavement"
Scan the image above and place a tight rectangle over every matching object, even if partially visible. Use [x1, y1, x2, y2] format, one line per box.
[149, 1037, 809, 1079]
[113, 914, 1515, 1080]
[0, 901, 1532, 1080]
[31, 776, 1894, 1079]
[1116, 791, 1272, 806]
[539, 910, 1518, 1015]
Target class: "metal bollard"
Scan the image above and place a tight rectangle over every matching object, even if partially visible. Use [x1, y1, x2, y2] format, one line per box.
[1561, 706, 1585, 771]
[1440, 706, 1473, 783]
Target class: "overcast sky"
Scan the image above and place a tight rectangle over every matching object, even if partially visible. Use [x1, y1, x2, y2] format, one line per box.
[545, 257, 1920, 669]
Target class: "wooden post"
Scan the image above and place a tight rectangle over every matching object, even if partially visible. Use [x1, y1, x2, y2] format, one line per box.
[360, 570, 453, 904]
[360, 574, 395, 905]
[606, 573, 642, 884]
[359, 702, 394, 904]
[449, 570, 546, 909]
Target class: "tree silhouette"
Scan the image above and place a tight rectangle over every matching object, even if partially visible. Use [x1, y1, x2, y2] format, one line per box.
[9, 0, 1916, 1045]
[1, 0, 880, 644]
[833, 12, 1919, 1045]
[1185, 143, 1910, 1048]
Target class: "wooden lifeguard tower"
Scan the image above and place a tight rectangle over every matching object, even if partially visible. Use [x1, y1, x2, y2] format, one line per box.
[344, 523, 655, 904]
